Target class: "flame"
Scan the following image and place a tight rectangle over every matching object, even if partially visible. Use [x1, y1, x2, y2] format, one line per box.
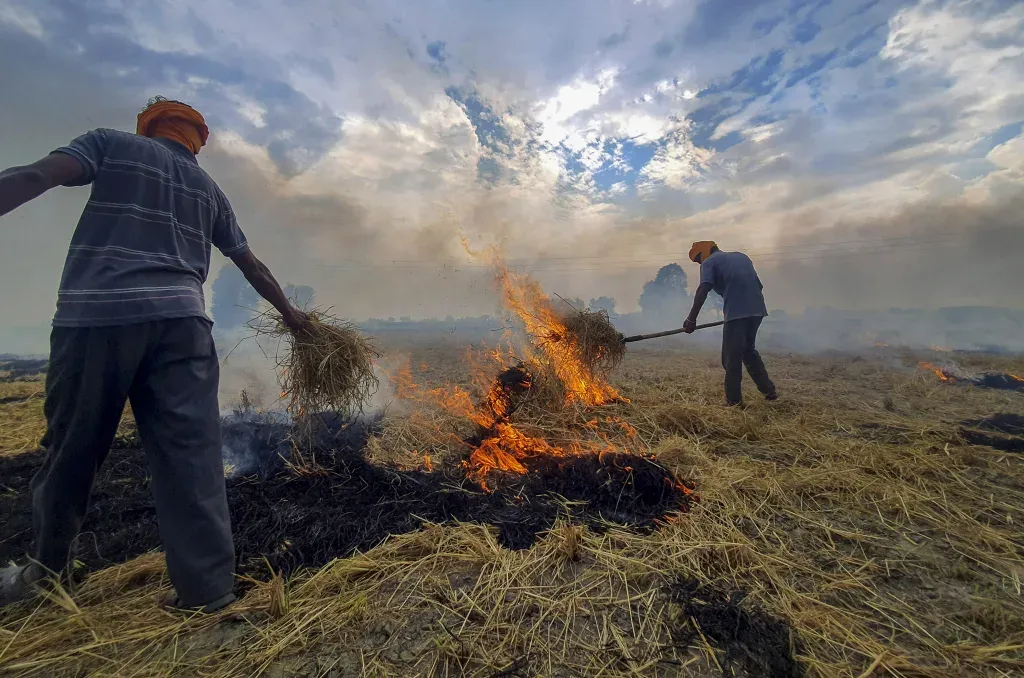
[384, 241, 644, 490]
[462, 239, 620, 406]
[1010, 374, 1024, 383]
[919, 361, 954, 382]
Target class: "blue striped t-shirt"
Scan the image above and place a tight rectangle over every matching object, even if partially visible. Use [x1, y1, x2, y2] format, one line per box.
[51, 128, 249, 327]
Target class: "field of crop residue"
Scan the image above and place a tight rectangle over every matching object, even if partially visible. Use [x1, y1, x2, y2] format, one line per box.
[1, 343, 1023, 678]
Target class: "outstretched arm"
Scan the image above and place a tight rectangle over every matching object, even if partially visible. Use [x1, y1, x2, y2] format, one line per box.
[230, 249, 310, 333]
[0, 154, 84, 218]
[684, 282, 713, 332]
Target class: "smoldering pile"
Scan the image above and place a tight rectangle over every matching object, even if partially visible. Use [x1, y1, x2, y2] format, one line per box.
[462, 363, 691, 505]
[0, 411, 692, 580]
[919, 360, 1024, 392]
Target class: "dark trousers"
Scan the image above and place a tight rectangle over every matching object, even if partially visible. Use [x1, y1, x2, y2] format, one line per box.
[31, 317, 234, 606]
[721, 316, 776, 405]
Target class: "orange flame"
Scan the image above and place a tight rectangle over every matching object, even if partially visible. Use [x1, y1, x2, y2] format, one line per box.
[919, 361, 954, 382]
[384, 241, 641, 490]
[462, 239, 620, 406]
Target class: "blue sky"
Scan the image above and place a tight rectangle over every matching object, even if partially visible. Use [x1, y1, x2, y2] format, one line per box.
[0, 0, 1022, 327]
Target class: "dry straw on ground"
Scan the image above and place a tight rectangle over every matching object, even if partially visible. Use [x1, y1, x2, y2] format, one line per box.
[1, 347, 1024, 676]
[251, 308, 381, 418]
[0, 381, 45, 457]
[0, 381, 135, 458]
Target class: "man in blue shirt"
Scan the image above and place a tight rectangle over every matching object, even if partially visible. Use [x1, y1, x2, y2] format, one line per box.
[683, 241, 777, 406]
[0, 97, 308, 611]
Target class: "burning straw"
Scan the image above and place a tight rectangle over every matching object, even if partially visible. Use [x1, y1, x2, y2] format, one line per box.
[553, 308, 626, 374]
[252, 309, 381, 418]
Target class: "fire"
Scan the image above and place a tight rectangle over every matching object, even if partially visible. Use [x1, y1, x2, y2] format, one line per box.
[385, 242, 638, 490]
[470, 423, 554, 481]
[919, 361, 954, 382]
[462, 239, 621, 406]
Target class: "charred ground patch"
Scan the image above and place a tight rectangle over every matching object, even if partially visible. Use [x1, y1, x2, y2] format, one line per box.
[0, 417, 691, 579]
[665, 578, 803, 678]
[0, 358, 48, 382]
[959, 413, 1024, 453]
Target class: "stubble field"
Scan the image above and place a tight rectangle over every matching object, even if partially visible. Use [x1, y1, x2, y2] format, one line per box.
[1, 342, 1023, 677]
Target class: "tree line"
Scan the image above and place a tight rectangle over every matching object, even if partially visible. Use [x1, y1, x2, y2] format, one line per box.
[210, 262, 722, 329]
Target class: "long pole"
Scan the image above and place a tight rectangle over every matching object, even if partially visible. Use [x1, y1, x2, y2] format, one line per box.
[621, 320, 725, 344]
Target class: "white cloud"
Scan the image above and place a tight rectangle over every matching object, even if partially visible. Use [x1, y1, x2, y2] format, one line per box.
[638, 125, 715, 193]
[881, 0, 1024, 139]
[536, 68, 619, 146]
[0, 1, 44, 38]
[602, 112, 676, 142]
[988, 135, 1024, 172]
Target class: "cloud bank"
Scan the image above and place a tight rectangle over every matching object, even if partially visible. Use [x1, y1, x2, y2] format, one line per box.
[1, 0, 1022, 352]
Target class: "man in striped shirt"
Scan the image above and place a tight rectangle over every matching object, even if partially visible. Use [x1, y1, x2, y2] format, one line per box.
[0, 98, 308, 612]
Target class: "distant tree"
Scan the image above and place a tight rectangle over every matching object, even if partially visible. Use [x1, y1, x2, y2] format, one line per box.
[638, 263, 690, 318]
[589, 296, 618, 317]
[211, 265, 260, 329]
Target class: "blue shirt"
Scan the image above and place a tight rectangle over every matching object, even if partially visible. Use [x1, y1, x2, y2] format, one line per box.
[699, 251, 768, 322]
[50, 129, 249, 327]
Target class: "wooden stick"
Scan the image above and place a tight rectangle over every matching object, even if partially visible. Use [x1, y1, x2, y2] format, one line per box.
[621, 321, 725, 343]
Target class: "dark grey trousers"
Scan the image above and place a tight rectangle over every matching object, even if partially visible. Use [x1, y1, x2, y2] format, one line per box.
[721, 316, 776, 405]
[32, 317, 234, 606]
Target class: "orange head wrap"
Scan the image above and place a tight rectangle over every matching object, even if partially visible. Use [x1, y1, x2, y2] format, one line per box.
[136, 100, 209, 155]
[688, 241, 718, 264]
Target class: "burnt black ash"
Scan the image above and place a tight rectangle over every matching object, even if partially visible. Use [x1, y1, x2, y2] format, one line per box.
[973, 373, 1024, 392]
[0, 358, 48, 382]
[0, 413, 691, 580]
[959, 413, 1024, 453]
[665, 578, 802, 678]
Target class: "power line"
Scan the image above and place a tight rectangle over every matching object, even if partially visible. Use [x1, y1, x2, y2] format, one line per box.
[304, 224, 1008, 270]
[301, 237, 968, 274]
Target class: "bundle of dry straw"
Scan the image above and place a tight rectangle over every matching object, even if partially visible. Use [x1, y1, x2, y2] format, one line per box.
[253, 309, 382, 417]
[556, 308, 626, 373]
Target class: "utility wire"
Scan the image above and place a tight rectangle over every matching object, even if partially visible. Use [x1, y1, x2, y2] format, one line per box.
[304, 236, 972, 273]
[303, 224, 1010, 268]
